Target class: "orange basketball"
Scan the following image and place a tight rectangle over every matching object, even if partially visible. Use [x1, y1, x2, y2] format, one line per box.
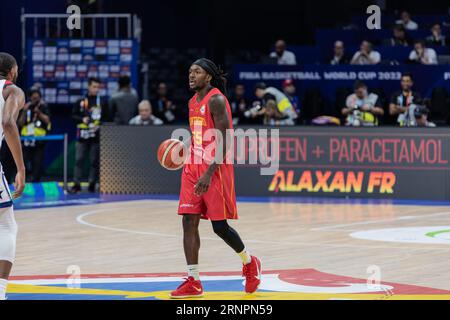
[157, 139, 187, 170]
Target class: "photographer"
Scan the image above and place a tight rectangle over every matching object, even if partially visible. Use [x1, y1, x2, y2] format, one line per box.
[253, 82, 298, 126]
[17, 88, 51, 182]
[282, 79, 301, 116]
[414, 105, 436, 127]
[70, 77, 108, 193]
[341, 81, 384, 126]
[389, 73, 422, 126]
[263, 103, 295, 126]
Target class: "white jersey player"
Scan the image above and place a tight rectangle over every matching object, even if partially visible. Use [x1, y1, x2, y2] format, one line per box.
[0, 52, 26, 300]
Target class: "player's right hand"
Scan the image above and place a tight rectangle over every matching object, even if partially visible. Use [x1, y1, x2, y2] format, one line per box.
[13, 170, 26, 199]
[194, 173, 211, 196]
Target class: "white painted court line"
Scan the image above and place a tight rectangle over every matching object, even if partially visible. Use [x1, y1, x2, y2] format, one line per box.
[311, 211, 450, 231]
[74, 204, 450, 250]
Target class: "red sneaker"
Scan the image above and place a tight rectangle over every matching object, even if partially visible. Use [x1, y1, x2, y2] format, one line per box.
[242, 255, 262, 293]
[170, 277, 204, 299]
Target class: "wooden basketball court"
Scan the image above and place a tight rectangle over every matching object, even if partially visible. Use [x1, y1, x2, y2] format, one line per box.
[7, 197, 450, 299]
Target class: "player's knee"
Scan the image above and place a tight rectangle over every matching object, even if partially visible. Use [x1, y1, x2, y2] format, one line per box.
[212, 220, 229, 238]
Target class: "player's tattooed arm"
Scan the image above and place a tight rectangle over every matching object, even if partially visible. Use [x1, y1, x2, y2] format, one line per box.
[3, 85, 26, 198]
[194, 94, 230, 196]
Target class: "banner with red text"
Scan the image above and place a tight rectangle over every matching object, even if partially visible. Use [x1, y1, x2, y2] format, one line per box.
[100, 125, 450, 201]
[235, 126, 450, 200]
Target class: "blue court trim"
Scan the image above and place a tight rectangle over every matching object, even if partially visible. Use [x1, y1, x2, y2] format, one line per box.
[11, 193, 450, 211]
[20, 135, 65, 141]
[136, 194, 450, 207]
[0, 200, 13, 208]
[236, 196, 450, 207]
[107, 193, 450, 207]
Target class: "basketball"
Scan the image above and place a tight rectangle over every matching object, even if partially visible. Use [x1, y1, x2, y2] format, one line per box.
[157, 139, 187, 170]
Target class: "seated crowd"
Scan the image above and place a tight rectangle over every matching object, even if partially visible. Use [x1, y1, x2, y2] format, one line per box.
[228, 72, 440, 128]
[269, 11, 449, 66]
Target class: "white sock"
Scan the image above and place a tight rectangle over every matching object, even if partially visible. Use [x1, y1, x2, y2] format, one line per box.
[187, 264, 200, 280]
[0, 278, 7, 300]
[238, 248, 252, 265]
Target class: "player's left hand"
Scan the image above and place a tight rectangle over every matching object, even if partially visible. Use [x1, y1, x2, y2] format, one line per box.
[13, 170, 26, 199]
[194, 173, 211, 196]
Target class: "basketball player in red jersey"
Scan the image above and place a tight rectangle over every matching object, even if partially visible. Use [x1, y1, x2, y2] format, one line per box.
[0, 52, 26, 300]
[170, 59, 261, 299]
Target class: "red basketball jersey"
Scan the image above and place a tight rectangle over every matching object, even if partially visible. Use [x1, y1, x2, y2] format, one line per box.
[187, 87, 233, 164]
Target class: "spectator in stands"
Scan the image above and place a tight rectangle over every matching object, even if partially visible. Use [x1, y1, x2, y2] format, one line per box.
[129, 100, 163, 125]
[254, 82, 297, 126]
[408, 40, 438, 65]
[396, 11, 418, 30]
[350, 41, 381, 65]
[109, 75, 139, 125]
[426, 23, 448, 47]
[70, 77, 108, 193]
[229, 84, 250, 125]
[282, 79, 301, 116]
[328, 40, 350, 65]
[17, 88, 51, 182]
[153, 82, 177, 123]
[341, 81, 384, 126]
[269, 39, 297, 65]
[413, 105, 436, 127]
[385, 25, 411, 47]
[389, 72, 422, 126]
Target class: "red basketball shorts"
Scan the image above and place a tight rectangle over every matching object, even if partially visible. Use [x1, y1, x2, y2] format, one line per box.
[178, 163, 238, 221]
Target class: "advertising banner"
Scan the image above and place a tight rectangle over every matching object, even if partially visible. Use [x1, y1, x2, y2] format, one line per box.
[100, 125, 450, 201]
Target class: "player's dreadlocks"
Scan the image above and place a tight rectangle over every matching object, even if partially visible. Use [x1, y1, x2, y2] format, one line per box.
[0, 52, 17, 78]
[193, 58, 227, 95]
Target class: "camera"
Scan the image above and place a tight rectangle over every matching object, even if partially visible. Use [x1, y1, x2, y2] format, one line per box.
[244, 102, 262, 118]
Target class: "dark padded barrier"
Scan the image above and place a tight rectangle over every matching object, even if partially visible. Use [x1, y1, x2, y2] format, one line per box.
[100, 125, 450, 201]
